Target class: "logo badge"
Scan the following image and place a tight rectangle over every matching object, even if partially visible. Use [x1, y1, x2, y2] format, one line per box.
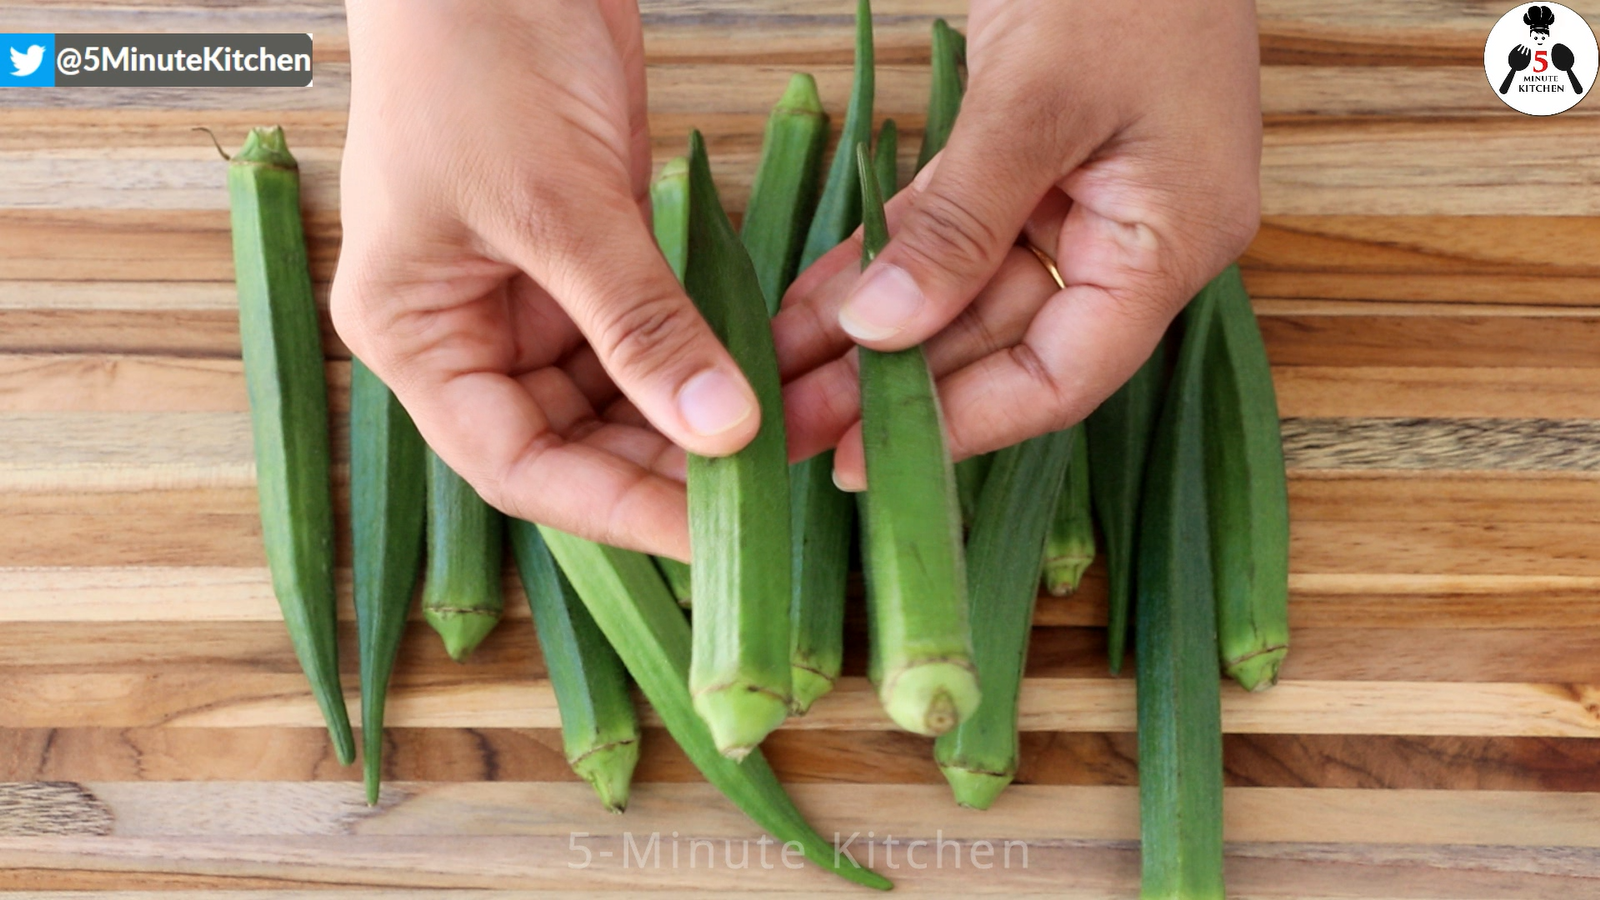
[1485, 4, 1597, 115]
[1, 33, 55, 86]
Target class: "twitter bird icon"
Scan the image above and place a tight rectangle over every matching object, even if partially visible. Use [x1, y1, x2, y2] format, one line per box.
[10, 44, 44, 76]
[2, 33, 55, 86]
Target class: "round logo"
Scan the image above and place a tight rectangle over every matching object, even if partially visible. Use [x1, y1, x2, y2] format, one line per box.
[1485, 3, 1597, 115]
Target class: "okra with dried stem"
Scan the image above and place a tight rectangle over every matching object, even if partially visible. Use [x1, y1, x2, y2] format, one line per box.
[935, 427, 1073, 809]
[538, 527, 891, 890]
[1085, 343, 1166, 673]
[856, 146, 979, 736]
[1136, 285, 1225, 900]
[350, 359, 426, 803]
[422, 450, 505, 660]
[741, 73, 828, 315]
[682, 131, 793, 758]
[1042, 424, 1095, 595]
[1203, 265, 1290, 691]
[511, 520, 640, 812]
[227, 126, 354, 764]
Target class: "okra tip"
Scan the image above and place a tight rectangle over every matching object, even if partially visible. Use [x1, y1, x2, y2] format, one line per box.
[940, 766, 1014, 811]
[425, 609, 500, 662]
[778, 72, 825, 114]
[692, 686, 791, 761]
[880, 661, 980, 737]
[1227, 645, 1287, 693]
[573, 740, 641, 814]
[1043, 557, 1093, 597]
[233, 126, 296, 169]
[788, 666, 836, 716]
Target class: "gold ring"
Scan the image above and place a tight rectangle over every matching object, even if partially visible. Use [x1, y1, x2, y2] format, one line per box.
[1021, 239, 1065, 289]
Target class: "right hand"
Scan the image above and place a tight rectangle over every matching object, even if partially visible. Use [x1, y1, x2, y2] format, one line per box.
[333, 0, 760, 559]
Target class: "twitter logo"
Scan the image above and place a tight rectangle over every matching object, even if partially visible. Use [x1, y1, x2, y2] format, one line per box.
[2, 33, 54, 86]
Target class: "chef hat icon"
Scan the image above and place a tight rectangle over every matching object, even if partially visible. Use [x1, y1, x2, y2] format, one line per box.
[1524, 4, 1556, 34]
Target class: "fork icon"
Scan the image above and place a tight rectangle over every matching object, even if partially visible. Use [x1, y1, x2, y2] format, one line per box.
[1500, 44, 1533, 94]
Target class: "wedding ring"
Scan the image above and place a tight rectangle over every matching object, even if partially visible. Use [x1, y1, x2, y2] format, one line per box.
[1021, 239, 1065, 290]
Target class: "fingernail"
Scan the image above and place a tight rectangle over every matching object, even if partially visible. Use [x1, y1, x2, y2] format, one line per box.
[677, 368, 754, 437]
[831, 468, 864, 493]
[838, 263, 924, 342]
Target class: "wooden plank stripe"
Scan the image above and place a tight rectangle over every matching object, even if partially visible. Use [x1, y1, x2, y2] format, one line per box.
[1283, 418, 1600, 471]
[10, 728, 1600, 793]
[2, 674, 1599, 736]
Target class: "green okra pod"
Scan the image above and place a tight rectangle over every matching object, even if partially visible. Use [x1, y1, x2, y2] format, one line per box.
[916, 18, 965, 172]
[226, 126, 355, 764]
[511, 520, 640, 812]
[1042, 424, 1095, 595]
[799, 0, 875, 270]
[741, 73, 829, 315]
[682, 131, 793, 757]
[856, 145, 979, 736]
[350, 359, 426, 803]
[422, 450, 505, 661]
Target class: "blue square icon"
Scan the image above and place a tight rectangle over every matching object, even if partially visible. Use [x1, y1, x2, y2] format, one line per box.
[2, 34, 55, 87]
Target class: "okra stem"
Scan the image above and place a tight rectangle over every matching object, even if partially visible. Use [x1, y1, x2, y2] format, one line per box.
[511, 520, 640, 813]
[1042, 424, 1095, 595]
[227, 126, 354, 765]
[856, 146, 979, 736]
[350, 359, 426, 804]
[421, 450, 505, 661]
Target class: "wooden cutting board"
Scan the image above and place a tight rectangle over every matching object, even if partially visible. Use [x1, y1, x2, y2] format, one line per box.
[3, 0, 1600, 895]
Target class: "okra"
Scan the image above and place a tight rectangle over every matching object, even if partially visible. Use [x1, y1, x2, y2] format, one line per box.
[648, 156, 695, 605]
[422, 450, 505, 661]
[915, 18, 965, 172]
[741, 73, 828, 315]
[227, 126, 354, 764]
[911, 17, 987, 526]
[1085, 344, 1166, 674]
[510, 520, 640, 812]
[349, 359, 426, 803]
[872, 118, 898, 198]
[1042, 424, 1095, 595]
[1203, 265, 1290, 691]
[682, 131, 793, 758]
[1135, 285, 1225, 900]
[799, 0, 874, 270]
[654, 557, 693, 608]
[537, 527, 892, 890]
[856, 146, 979, 736]
[935, 428, 1073, 809]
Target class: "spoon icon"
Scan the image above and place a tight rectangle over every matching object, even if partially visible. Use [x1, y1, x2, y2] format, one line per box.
[1501, 44, 1532, 94]
[1553, 42, 1584, 94]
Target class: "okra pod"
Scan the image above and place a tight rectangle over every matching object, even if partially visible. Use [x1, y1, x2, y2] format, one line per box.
[226, 126, 354, 764]
[537, 527, 891, 890]
[421, 450, 505, 661]
[1203, 265, 1290, 691]
[787, 454, 852, 714]
[1135, 285, 1225, 900]
[350, 359, 426, 803]
[654, 557, 693, 608]
[935, 428, 1073, 809]
[799, 0, 874, 270]
[648, 156, 695, 605]
[741, 73, 828, 314]
[872, 118, 898, 198]
[682, 131, 793, 758]
[1042, 424, 1095, 595]
[915, 18, 965, 172]
[1085, 344, 1166, 674]
[856, 146, 979, 736]
[511, 520, 640, 812]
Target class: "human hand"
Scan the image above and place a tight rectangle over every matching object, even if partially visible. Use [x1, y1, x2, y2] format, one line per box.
[333, 0, 762, 559]
[776, 0, 1262, 489]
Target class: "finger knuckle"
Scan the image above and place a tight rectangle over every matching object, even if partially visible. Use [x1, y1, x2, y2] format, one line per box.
[595, 294, 703, 380]
[902, 192, 1005, 274]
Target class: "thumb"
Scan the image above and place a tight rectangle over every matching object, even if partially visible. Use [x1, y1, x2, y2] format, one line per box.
[498, 187, 761, 458]
[836, 95, 1083, 351]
